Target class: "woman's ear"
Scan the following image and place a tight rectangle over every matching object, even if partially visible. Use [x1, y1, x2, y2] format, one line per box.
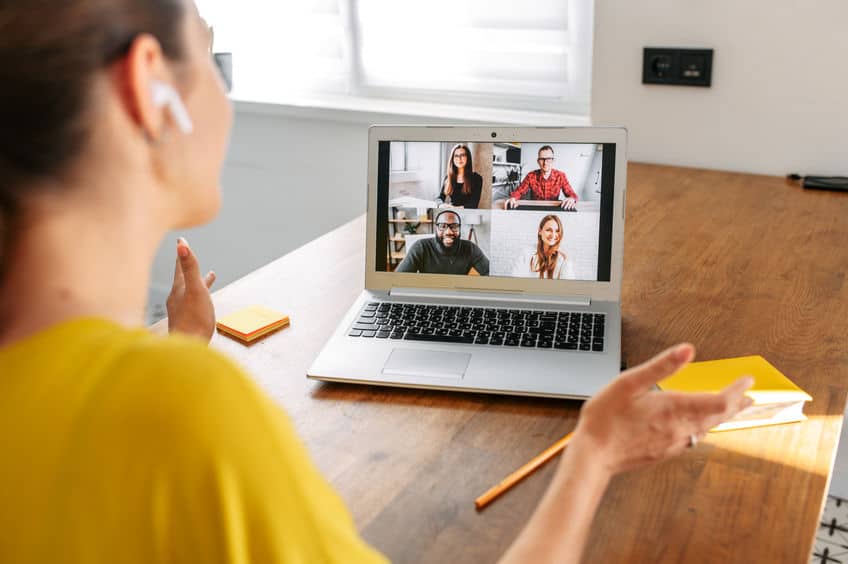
[115, 33, 173, 141]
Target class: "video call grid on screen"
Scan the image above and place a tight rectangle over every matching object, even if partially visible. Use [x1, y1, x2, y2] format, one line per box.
[375, 141, 616, 282]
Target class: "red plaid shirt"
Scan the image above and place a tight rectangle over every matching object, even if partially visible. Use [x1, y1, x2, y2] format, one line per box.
[510, 169, 578, 201]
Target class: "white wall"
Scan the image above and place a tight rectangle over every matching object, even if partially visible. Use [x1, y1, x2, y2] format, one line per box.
[146, 112, 371, 320]
[591, 0, 848, 176]
[146, 109, 477, 322]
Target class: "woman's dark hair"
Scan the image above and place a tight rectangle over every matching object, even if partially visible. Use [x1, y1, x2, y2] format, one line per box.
[0, 0, 189, 272]
[444, 143, 474, 197]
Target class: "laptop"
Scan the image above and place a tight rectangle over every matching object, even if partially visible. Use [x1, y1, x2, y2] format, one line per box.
[308, 126, 627, 399]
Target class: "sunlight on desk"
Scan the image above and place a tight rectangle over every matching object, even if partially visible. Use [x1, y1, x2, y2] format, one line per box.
[705, 414, 843, 475]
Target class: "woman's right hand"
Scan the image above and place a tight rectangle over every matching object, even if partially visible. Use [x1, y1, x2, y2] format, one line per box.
[166, 238, 217, 343]
[574, 343, 754, 475]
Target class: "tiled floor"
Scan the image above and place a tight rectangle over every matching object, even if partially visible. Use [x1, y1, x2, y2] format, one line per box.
[812, 496, 848, 563]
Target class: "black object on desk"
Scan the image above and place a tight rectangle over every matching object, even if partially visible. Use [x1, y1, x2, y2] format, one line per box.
[787, 174, 848, 192]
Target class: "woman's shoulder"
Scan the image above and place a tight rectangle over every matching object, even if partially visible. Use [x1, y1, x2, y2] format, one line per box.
[5, 318, 271, 452]
[120, 330, 231, 362]
[100, 330, 279, 449]
[4, 318, 239, 384]
[28, 320, 257, 416]
[110, 331, 253, 399]
[553, 251, 572, 279]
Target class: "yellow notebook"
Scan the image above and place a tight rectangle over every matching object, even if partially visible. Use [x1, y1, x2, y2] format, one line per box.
[216, 305, 290, 343]
[657, 355, 812, 432]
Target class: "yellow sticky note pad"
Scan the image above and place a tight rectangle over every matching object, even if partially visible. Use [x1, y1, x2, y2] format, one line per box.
[216, 305, 290, 343]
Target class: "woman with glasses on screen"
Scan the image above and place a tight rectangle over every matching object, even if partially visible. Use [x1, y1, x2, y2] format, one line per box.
[0, 1, 753, 562]
[436, 143, 483, 209]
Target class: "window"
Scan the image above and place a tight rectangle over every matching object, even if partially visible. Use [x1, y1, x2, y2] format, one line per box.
[196, 0, 593, 117]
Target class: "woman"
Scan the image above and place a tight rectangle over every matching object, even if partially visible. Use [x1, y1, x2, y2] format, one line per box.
[0, 1, 753, 562]
[436, 143, 483, 209]
[512, 215, 574, 279]
[533, 214, 573, 279]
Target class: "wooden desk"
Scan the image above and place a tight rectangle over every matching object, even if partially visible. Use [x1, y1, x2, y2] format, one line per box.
[168, 163, 848, 563]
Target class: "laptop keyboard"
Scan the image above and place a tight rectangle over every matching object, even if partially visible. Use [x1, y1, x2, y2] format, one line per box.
[348, 302, 605, 352]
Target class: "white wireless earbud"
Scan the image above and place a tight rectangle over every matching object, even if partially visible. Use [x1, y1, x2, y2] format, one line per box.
[150, 80, 193, 134]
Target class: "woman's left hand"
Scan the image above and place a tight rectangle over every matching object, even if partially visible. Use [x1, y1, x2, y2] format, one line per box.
[573, 344, 753, 475]
[167, 238, 217, 342]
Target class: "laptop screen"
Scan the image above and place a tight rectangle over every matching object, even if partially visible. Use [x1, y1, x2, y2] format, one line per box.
[375, 141, 616, 282]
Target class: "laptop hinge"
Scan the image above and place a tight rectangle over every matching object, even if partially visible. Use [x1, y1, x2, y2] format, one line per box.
[389, 287, 591, 307]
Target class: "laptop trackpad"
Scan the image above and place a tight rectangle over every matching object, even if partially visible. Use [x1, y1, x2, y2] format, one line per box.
[382, 348, 470, 380]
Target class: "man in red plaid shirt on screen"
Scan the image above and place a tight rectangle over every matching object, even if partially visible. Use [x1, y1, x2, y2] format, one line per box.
[506, 145, 578, 210]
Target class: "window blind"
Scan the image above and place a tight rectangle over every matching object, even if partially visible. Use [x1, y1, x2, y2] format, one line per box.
[197, 0, 350, 94]
[195, 0, 592, 115]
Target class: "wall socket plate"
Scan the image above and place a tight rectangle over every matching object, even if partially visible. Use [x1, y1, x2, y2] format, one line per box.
[642, 47, 713, 87]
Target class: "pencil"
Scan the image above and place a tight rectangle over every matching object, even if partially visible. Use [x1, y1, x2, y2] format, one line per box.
[474, 431, 575, 511]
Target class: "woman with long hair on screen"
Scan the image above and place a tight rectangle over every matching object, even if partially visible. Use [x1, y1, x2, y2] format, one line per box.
[532, 214, 574, 279]
[513, 214, 575, 280]
[0, 1, 753, 562]
[437, 143, 483, 209]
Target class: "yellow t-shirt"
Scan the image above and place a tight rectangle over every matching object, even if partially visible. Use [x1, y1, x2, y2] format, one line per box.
[0, 318, 387, 564]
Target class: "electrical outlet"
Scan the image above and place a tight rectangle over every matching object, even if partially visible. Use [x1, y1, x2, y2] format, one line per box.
[642, 47, 713, 87]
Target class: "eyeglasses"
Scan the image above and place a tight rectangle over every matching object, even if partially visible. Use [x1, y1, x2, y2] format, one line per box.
[453, 153, 468, 159]
[436, 222, 461, 232]
[538, 157, 555, 162]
